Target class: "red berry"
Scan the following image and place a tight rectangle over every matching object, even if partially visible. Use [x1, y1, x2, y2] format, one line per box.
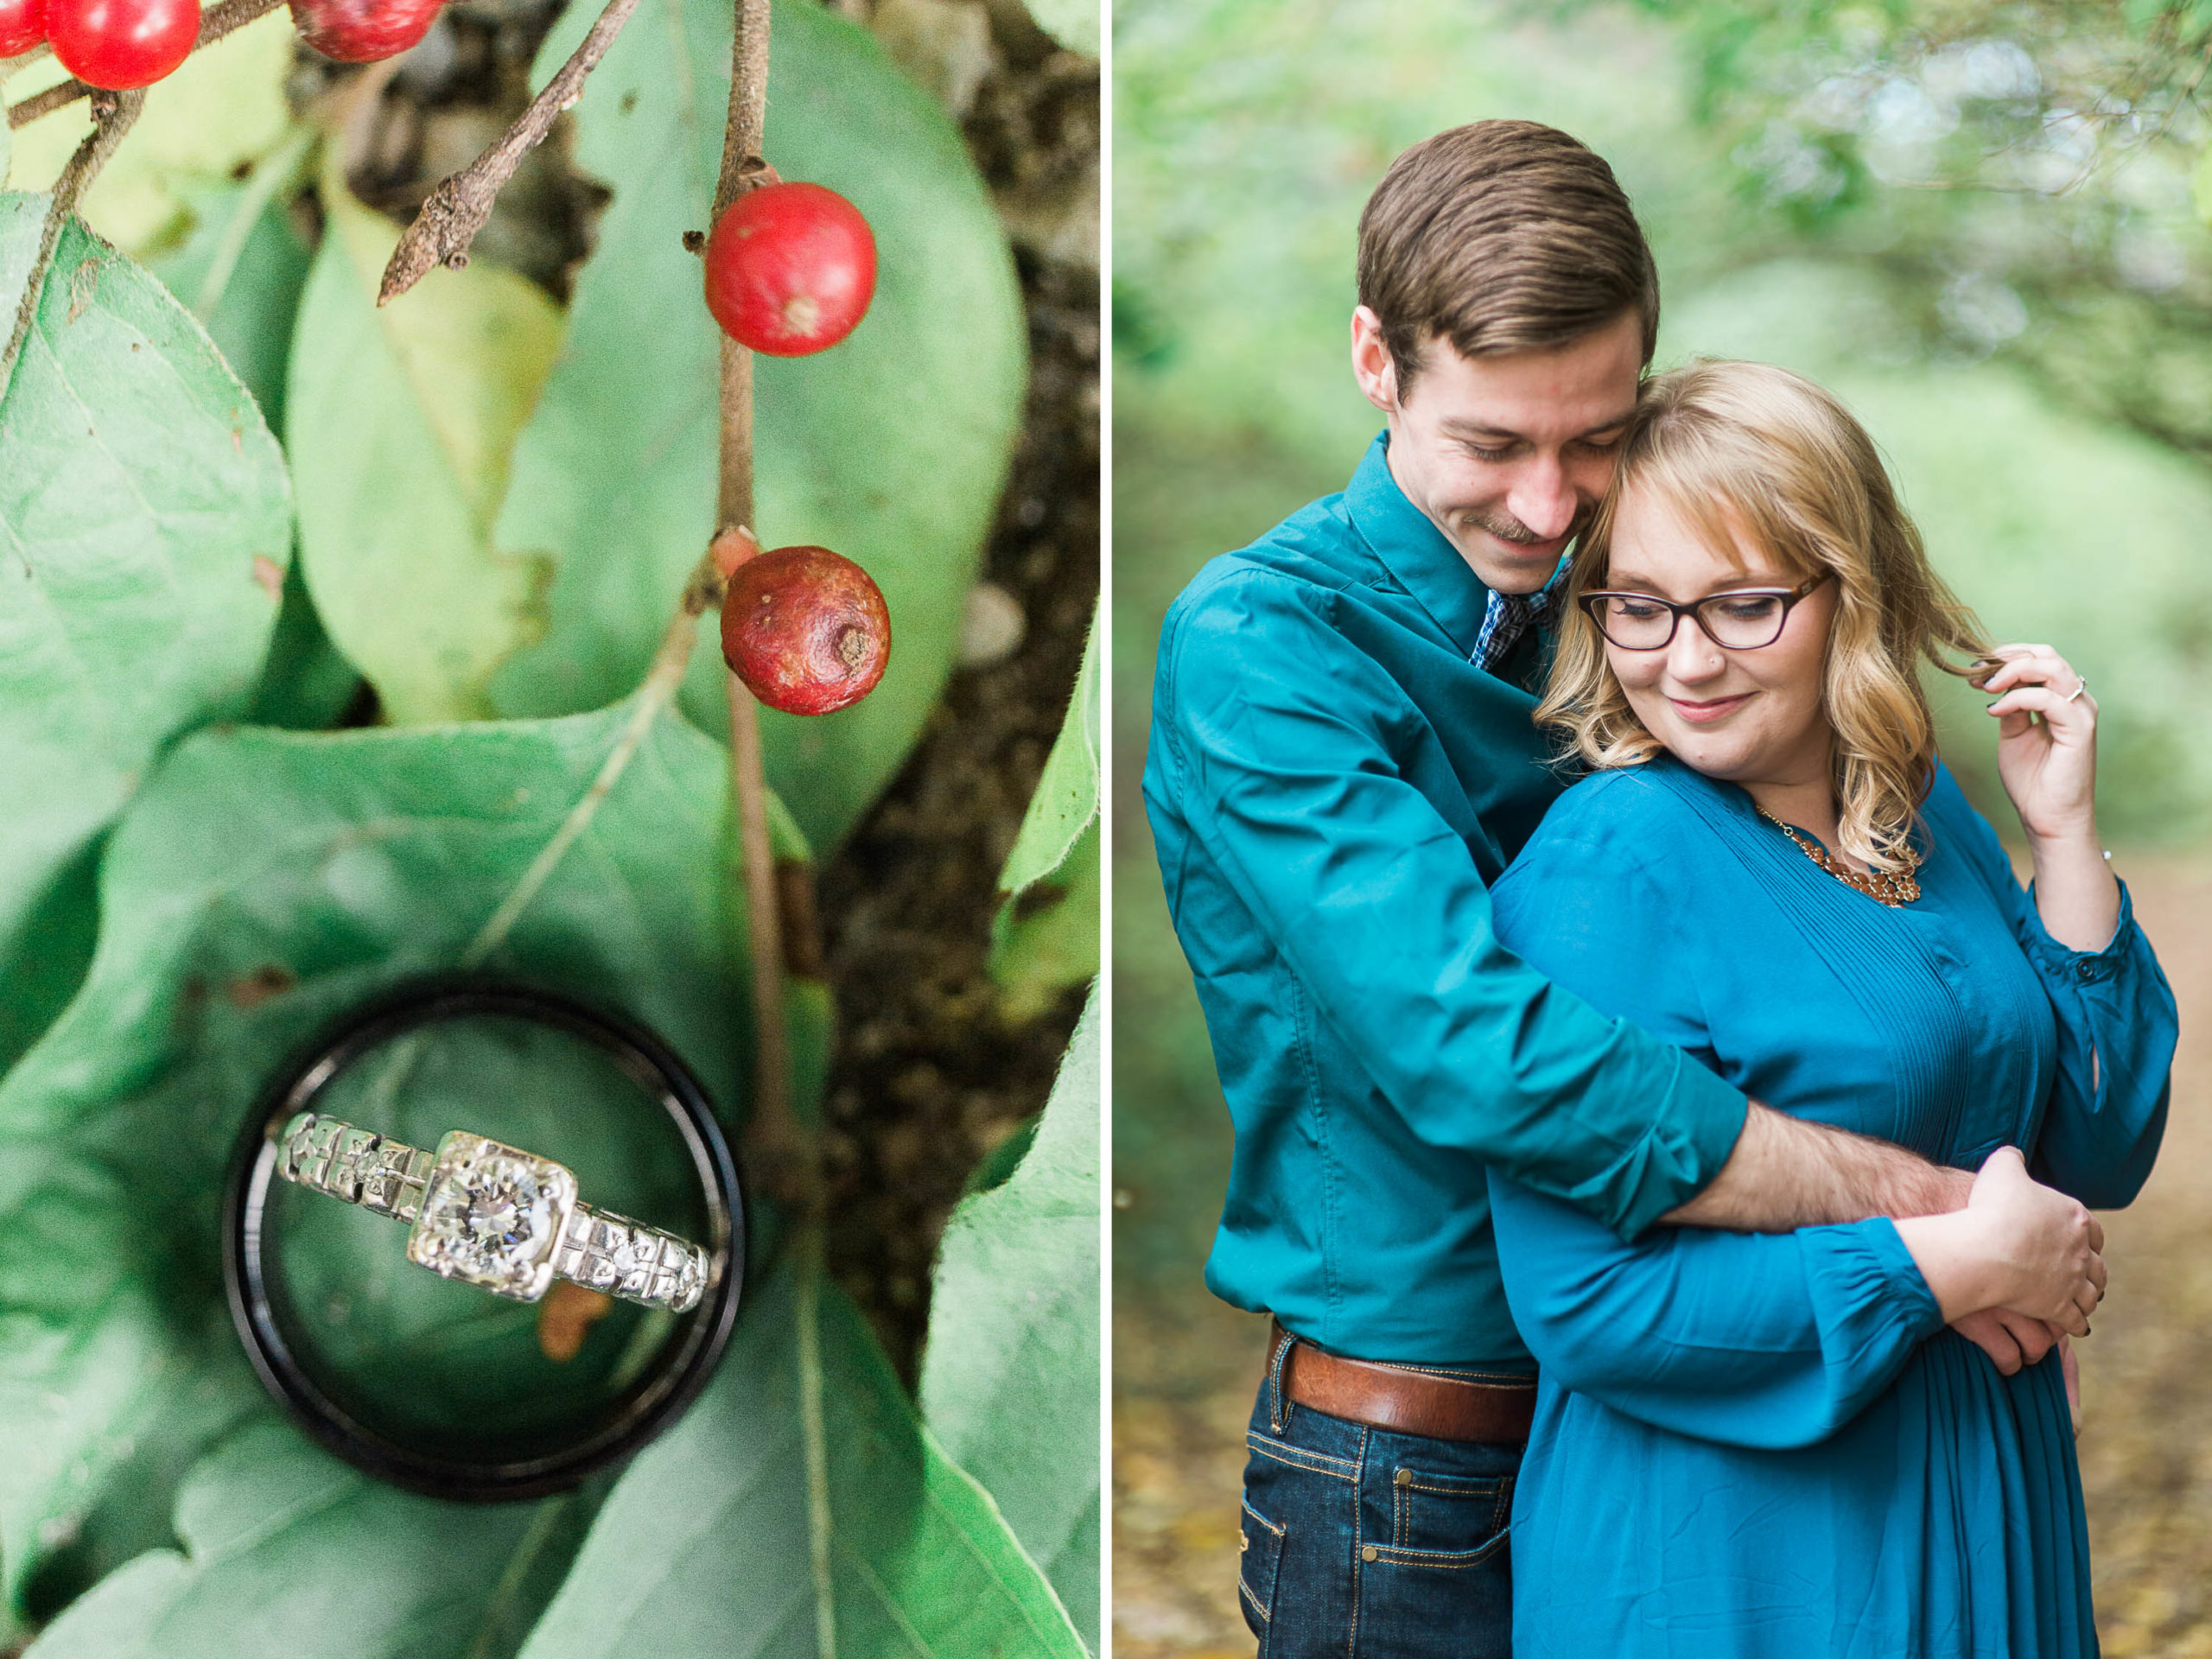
[720, 545, 891, 716]
[47, 0, 197, 87]
[702, 182, 876, 358]
[0, 0, 47, 60]
[288, 0, 441, 62]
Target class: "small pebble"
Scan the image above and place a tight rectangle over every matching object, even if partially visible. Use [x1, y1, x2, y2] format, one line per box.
[958, 581, 1026, 666]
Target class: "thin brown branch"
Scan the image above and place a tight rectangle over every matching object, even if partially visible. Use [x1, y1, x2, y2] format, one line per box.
[1, 87, 143, 397]
[377, 0, 643, 304]
[5, 0, 281, 130]
[711, 0, 806, 1206]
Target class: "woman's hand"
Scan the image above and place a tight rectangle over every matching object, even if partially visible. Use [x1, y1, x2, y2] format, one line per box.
[1979, 643, 2097, 842]
[1978, 645, 2120, 953]
[1894, 1147, 2104, 1335]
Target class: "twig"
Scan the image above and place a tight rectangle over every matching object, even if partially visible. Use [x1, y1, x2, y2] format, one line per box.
[713, 3, 831, 1654]
[712, 0, 804, 1190]
[5, 0, 282, 130]
[377, 0, 643, 304]
[0, 87, 144, 398]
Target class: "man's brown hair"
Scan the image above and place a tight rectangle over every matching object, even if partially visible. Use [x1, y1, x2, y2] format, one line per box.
[1357, 121, 1660, 391]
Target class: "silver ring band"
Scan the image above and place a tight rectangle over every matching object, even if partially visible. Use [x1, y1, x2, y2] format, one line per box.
[2064, 677, 2088, 704]
[278, 1111, 711, 1314]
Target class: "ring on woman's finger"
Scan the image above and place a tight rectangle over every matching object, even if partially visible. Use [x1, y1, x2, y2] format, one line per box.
[2064, 677, 2088, 704]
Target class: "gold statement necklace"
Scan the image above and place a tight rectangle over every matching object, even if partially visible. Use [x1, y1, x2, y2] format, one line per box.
[1754, 805, 1922, 907]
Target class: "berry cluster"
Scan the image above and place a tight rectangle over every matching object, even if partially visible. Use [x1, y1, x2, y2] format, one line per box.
[0, 0, 442, 91]
[704, 181, 891, 717]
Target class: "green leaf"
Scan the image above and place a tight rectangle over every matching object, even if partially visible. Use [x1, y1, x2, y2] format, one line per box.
[988, 611, 1099, 1014]
[0, 193, 289, 1077]
[919, 988, 1100, 1649]
[143, 131, 318, 430]
[0, 700, 774, 1629]
[138, 149, 360, 732]
[1024, 0, 1100, 57]
[488, 0, 1026, 851]
[988, 823, 1097, 1022]
[512, 1254, 1085, 1659]
[23, 1418, 594, 1659]
[288, 154, 563, 723]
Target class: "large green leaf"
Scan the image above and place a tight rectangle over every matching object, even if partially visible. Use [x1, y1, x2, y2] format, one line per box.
[24, 1419, 594, 1659]
[142, 152, 360, 733]
[0, 194, 289, 1077]
[0, 701, 766, 1630]
[513, 1253, 1085, 1659]
[988, 611, 1099, 1015]
[288, 156, 563, 723]
[488, 0, 1026, 850]
[919, 989, 1099, 1648]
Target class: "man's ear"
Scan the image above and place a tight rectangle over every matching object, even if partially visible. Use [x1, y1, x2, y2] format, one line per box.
[1351, 306, 1400, 415]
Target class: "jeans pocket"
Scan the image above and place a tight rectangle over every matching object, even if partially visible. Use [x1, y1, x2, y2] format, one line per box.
[1238, 1497, 1287, 1643]
[1382, 1464, 1512, 1563]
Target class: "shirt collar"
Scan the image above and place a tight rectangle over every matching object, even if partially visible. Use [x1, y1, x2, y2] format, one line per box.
[1342, 430, 1495, 659]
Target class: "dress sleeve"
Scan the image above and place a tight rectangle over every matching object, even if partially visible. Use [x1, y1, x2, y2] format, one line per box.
[1487, 1173, 1942, 1447]
[1148, 572, 1748, 1242]
[1927, 769, 2176, 1209]
[1484, 814, 1942, 1448]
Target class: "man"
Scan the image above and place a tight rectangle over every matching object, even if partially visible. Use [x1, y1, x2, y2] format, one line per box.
[1141, 121, 2101, 1656]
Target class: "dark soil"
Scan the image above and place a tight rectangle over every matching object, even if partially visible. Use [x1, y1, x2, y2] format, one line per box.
[318, 0, 1097, 1382]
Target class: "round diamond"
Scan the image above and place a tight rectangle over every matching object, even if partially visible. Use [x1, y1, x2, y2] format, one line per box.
[418, 1154, 552, 1284]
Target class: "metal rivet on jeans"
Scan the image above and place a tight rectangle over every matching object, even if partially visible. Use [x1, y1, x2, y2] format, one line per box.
[1362, 1545, 1379, 1562]
[1394, 1467, 1413, 1487]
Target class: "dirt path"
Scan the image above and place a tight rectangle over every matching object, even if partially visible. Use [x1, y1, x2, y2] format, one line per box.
[1112, 853, 2212, 1658]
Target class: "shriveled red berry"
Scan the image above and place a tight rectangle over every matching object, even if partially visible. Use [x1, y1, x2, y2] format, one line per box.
[0, 0, 48, 60]
[288, 0, 442, 61]
[46, 0, 198, 87]
[702, 181, 876, 358]
[720, 544, 890, 716]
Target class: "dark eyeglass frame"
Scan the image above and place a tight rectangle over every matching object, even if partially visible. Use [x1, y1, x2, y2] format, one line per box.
[1579, 571, 1832, 652]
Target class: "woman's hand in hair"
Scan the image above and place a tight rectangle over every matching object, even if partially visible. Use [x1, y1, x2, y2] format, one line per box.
[1978, 643, 2097, 842]
[1977, 644, 2120, 952]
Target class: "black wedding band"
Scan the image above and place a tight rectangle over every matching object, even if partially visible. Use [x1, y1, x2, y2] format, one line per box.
[223, 976, 746, 1502]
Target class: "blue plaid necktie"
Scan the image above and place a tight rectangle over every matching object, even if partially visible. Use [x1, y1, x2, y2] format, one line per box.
[1474, 579, 1560, 674]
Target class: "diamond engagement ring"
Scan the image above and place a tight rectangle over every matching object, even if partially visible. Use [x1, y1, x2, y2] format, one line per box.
[2064, 677, 2088, 703]
[278, 1112, 712, 1313]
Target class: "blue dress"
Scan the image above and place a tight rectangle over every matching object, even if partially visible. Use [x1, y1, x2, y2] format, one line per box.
[1485, 756, 2176, 1658]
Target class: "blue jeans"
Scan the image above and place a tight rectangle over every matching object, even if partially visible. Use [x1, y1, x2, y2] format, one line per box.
[1235, 1333, 1522, 1659]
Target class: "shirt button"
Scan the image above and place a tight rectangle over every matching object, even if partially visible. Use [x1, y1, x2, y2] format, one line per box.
[1362, 1545, 1380, 1562]
[1394, 1468, 1413, 1487]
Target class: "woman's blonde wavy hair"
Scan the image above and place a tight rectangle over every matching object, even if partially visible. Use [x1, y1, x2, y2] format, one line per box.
[1536, 359, 1991, 873]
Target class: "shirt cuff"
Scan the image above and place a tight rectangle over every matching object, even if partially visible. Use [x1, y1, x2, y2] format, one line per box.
[1613, 1048, 1752, 1242]
[2020, 876, 2137, 987]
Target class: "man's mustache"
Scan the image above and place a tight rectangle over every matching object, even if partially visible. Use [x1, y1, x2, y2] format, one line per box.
[1460, 502, 1594, 546]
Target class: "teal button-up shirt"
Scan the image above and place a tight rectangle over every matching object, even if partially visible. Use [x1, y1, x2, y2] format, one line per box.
[1142, 434, 1751, 1366]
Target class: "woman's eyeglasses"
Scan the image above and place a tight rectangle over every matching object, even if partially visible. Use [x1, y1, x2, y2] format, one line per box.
[1579, 571, 1832, 652]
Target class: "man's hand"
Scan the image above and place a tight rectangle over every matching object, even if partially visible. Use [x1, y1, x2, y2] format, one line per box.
[1949, 1306, 2064, 1375]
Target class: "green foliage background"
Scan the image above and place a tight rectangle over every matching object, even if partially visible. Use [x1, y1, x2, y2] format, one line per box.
[1113, 0, 2212, 1288]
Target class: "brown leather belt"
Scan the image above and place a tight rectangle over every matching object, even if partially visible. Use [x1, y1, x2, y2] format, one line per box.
[1271, 1322, 1537, 1445]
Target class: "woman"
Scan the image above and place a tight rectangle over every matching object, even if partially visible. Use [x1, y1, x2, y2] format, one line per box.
[1484, 359, 2176, 1656]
